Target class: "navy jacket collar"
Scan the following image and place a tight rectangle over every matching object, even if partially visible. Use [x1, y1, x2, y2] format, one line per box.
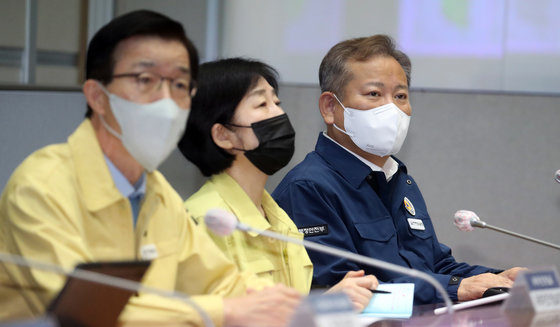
[314, 133, 408, 188]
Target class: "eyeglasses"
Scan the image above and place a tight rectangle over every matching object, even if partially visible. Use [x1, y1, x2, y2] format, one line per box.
[111, 71, 197, 103]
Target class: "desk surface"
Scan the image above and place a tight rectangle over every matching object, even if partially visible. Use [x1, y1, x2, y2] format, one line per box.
[369, 302, 560, 327]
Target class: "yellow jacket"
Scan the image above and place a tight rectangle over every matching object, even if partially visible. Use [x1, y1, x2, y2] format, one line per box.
[185, 172, 313, 294]
[0, 120, 268, 326]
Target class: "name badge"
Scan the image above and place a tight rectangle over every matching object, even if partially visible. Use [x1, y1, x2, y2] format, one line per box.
[503, 267, 560, 313]
[526, 270, 560, 312]
[140, 244, 158, 260]
[298, 224, 329, 237]
[407, 218, 425, 231]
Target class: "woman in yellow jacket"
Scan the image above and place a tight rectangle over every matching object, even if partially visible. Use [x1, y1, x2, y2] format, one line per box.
[178, 58, 378, 311]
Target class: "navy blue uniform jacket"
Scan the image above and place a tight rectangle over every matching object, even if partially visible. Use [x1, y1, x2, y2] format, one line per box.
[272, 133, 500, 304]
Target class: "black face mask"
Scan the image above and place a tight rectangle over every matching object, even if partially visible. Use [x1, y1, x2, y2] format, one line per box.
[228, 113, 295, 175]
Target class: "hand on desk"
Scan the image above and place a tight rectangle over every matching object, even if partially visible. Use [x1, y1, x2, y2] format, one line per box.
[498, 267, 527, 281]
[223, 284, 301, 327]
[458, 273, 513, 301]
[325, 270, 378, 312]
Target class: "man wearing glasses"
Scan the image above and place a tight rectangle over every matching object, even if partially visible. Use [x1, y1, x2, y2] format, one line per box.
[0, 10, 300, 326]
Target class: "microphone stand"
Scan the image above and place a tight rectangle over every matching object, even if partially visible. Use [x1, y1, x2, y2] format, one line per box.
[0, 253, 215, 327]
[470, 220, 560, 251]
[235, 222, 455, 314]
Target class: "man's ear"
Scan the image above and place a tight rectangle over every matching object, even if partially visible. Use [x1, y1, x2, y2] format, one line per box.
[211, 123, 235, 151]
[319, 91, 337, 125]
[83, 79, 109, 115]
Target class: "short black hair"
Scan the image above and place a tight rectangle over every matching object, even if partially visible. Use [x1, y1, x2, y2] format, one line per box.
[178, 58, 279, 177]
[85, 10, 198, 117]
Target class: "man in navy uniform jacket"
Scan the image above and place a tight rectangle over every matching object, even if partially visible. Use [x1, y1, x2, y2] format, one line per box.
[272, 34, 522, 304]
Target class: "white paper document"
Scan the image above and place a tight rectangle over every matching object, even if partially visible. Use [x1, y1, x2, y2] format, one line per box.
[360, 283, 415, 318]
[434, 292, 509, 315]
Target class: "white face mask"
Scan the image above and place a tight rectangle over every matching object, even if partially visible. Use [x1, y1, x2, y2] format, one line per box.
[99, 86, 189, 172]
[332, 94, 410, 157]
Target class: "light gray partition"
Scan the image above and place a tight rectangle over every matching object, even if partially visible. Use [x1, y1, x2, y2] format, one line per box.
[400, 90, 560, 269]
[271, 85, 560, 271]
[0, 89, 205, 199]
[0, 90, 86, 187]
[1, 87, 559, 271]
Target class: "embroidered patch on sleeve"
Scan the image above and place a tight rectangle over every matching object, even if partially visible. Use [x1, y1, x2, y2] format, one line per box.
[298, 224, 329, 236]
[448, 276, 462, 286]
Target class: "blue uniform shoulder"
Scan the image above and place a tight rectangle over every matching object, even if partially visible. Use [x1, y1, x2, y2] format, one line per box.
[273, 151, 332, 195]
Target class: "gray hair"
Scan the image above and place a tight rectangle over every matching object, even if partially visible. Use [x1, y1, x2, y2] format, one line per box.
[319, 35, 411, 99]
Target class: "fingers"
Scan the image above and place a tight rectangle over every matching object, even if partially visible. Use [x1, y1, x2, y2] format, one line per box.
[338, 283, 372, 312]
[352, 275, 378, 312]
[349, 291, 372, 312]
[343, 270, 365, 278]
[348, 274, 379, 290]
[224, 285, 302, 327]
[332, 276, 376, 312]
[498, 267, 528, 281]
[257, 284, 301, 301]
[366, 274, 379, 290]
[327, 275, 375, 294]
[458, 273, 514, 301]
[341, 271, 377, 289]
[325, 272, 380, 312]
[246, 287, 257, 294]
[262, 285, 302, 324]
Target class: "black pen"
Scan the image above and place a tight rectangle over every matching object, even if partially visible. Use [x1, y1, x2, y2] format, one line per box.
[371, 289, 391, 294]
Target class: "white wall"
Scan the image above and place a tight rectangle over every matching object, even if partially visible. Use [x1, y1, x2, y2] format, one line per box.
[115, 0, 210, 61]
[221, 0, 560, 94]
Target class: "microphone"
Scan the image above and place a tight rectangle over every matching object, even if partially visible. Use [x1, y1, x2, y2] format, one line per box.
[453, 210, 560, 251]
[204, 208, 455, 313]
[453, 210, 486, 231]
[555, 170, 560, 184]
[0, 252, 214, 327]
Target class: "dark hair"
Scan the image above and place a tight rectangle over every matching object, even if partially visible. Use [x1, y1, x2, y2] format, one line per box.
[178, 58, 279, 177]
[319, 34, 411, 100]
[85, 10, 198, 117]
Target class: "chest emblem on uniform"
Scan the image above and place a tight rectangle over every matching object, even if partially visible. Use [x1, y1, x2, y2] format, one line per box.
[403, 196, 416, 216]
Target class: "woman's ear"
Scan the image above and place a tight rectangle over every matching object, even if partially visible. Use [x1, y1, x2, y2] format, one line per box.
[319, 92, 337, 125]
[211, 123, 235, 151]
[83, 79, 109, 116]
